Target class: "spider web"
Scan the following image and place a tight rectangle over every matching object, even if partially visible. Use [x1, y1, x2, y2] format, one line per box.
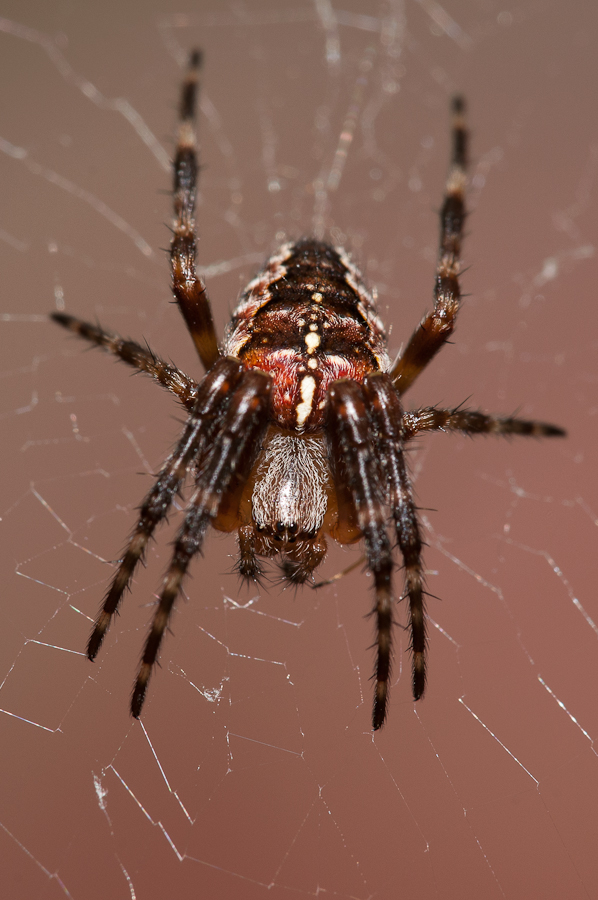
[1, 1, 596, 897]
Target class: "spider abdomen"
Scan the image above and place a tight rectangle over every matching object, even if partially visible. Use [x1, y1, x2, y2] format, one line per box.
[223, 239, 391, 432]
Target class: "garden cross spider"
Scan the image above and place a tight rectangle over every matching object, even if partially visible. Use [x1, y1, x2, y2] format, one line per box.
[51, 52, 565, 730]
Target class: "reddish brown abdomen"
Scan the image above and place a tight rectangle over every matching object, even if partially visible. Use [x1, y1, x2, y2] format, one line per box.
[222, 240, 390, 432]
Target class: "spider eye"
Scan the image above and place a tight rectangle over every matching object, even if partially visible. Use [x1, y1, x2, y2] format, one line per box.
[275, 521, 285, 533]
[287, 523, 298, 534]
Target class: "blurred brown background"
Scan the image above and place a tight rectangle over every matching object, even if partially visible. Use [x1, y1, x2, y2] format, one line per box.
[0, 1, 596, 897]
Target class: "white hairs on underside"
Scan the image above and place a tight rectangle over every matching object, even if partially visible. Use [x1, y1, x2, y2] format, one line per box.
[252, 434, 329, 535]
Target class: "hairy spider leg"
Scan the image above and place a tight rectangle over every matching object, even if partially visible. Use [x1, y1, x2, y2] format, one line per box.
[50, 313, 198, 411]
[171, 50, 220, 371]
[131, 367, 272, 717]
[391, 96, 467, 395]
[402, 406, 567, 439]
[365, 374, 426, 711]
[326, 381, 394, 731]
[86, 358, 245, 661]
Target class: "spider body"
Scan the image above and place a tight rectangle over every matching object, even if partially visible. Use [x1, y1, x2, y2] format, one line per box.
[223, 239, 390, 432]
[223, 238, 390, 581]
[51, 55, 565, 729]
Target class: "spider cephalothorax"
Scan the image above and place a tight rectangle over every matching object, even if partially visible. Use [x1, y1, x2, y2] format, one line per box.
[51, 53, 565, 729]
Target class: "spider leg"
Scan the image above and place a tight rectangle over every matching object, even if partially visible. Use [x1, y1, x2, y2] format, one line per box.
[326, 380, 394, 731]
[50, 313, 198, 410]
[131, 367, 272, 717]
[87, 358, 245, 661]
[365, 374, 426, 704]
[402, 406, 566, 439]
[171, 50, 220, 371]
[390, 97, 467, 396]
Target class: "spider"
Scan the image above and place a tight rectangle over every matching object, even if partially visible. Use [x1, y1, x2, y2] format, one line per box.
[51, 52, 565, 730]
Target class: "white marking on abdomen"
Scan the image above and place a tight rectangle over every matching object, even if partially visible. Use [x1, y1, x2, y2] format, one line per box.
[305, 331, 321, 353]
[296, 375, 316, 427]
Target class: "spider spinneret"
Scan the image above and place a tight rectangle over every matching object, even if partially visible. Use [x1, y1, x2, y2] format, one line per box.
[51, 54, 565, 729]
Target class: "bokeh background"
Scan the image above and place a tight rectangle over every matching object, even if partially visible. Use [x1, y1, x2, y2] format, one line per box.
[1, 1, 596, 897]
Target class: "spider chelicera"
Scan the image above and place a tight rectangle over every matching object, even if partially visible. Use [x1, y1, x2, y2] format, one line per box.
[51, 52, 565, 730]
